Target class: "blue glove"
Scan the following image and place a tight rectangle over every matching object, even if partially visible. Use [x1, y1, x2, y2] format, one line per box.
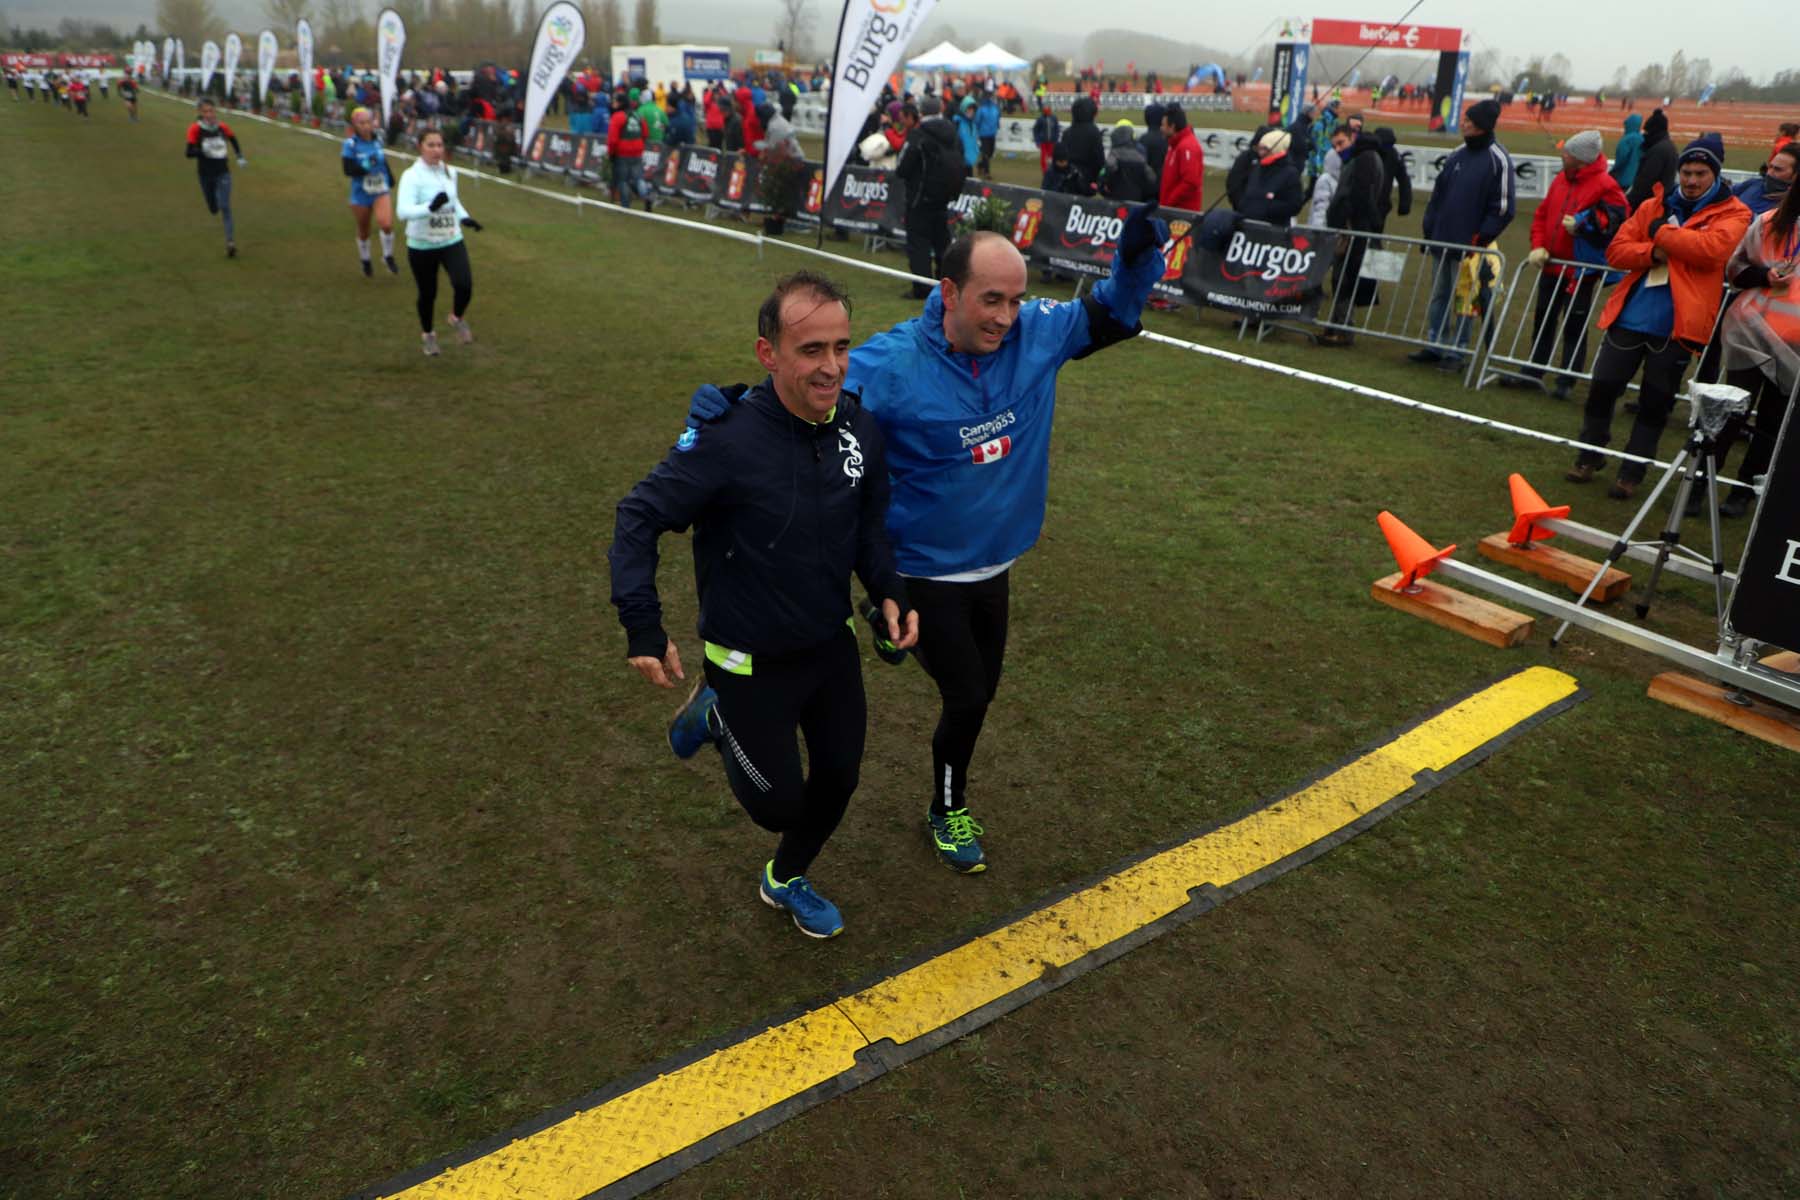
[1118, 202, 1170, 268]
[686, 383, 732, 426]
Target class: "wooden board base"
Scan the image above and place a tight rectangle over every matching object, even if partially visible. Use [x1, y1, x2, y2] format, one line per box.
[1478, 533, 1632, 603]
[1371, 573, 1534, 648]
[1759, 650, 1800, 675]
[1648, 671, 1800, 753]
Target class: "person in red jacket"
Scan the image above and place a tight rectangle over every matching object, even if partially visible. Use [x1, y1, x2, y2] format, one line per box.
[606, 89, 648, 210]
[703, 86, 728, 148]
[1567, 133, 1752, 498]
[1511, 129, 1629, 397]
[1159, 104, 1204, 210]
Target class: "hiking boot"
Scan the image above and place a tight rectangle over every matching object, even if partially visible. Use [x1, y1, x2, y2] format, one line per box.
[668, 681, 719, 760]
[1406, 347, 1443, 364]
[1720, 489, 1753, 518]
[861, 596, 908, 666]
[1565, 462, 1598, 484]
[927, 808, 987, 874]
[1607, 477, 1639, 500]
[759, 862, 844, 939]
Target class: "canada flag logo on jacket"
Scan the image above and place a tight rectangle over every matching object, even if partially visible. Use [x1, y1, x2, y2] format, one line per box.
[971, 435, 1012, 464]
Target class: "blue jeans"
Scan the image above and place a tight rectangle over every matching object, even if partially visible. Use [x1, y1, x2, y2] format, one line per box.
[611, 156, 645, 202]
[199, 171, 234, 243]
[1423, 251, 1463, 354]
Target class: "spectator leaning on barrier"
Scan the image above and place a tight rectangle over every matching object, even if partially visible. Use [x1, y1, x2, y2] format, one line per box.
[1511, 129, 1629, 397]
[1611, 112, 1644, 192]
[1234, 128, 1304, 227]
[1100, 120, 1157, 202]
[1714, 177, 1800, 517]
[1627, 108, 1677, 213]
[1227, 123, 1276, 211]
[1733, 144, 1798, 217]
[1410, 99, 1515, 370]
[1567, 133, 1753, 499]
[1140, 103, 1168, 178]
[1159, 104, 1204, 211]
[1320, 128, 1389, 345]
[1032, 97, 1060, 175]
[1059, 94, 1105, 192]
[1375, 127, 1412, 221]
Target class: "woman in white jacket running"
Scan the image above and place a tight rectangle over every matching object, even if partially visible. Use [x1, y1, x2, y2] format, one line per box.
[394, 128, 482, 356]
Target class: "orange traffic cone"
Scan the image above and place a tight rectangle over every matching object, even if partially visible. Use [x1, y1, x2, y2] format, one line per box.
[1506, 473, 1571, 547]
[1378, 510, 1456, 592]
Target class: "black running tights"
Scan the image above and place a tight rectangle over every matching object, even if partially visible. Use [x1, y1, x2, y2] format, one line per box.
[406, 241, 472, 333]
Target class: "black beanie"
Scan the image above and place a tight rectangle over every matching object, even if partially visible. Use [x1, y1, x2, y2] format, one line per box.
[1466, 99, 1501, 134]
[1644, 108, 1668, 138]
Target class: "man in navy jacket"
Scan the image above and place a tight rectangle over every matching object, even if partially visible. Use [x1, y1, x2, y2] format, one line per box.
[609, 271, 918, 940]
[1410, 99, 1516, 368]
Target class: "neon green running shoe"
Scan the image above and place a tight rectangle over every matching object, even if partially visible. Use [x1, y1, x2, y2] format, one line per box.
[927, 808, 986, 873]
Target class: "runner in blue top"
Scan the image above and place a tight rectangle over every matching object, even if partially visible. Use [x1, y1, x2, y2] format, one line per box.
[341, 106, 398, 277]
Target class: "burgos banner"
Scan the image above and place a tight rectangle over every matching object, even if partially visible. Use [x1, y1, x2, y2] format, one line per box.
[825, 0, 939, 218]
[376, 8, 406, 125]
[523, 2, 585, 155]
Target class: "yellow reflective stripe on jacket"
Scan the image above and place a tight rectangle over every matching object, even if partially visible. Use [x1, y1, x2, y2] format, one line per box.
[705, 642, 752, 676]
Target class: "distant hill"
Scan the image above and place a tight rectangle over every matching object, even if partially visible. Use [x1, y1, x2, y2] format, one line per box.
[1078, 29, 1245, 77]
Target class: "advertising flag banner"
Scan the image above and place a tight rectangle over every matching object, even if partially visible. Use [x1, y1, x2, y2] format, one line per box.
[824, 0, 939, 219]
[223, 33, 242, 99]
[675, 146, 725, 203]
[200, 40, 220, 93]
[257, 31, 277, 105]
[176, 39, 186, 79]
[376, 9, 406, 125]
[522, 2, 585, 159]
[162, 36, 174, 79]
[1180, 220, 1336, 318]
[296, 19, 314, 109]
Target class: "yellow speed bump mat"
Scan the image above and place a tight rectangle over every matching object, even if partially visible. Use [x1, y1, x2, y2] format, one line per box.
[357, 666, 1583, 1200]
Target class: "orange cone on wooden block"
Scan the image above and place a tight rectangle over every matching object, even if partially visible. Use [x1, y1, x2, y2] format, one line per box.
[1378, 510, 1456, 592]
[1506, 473, 1570, 547]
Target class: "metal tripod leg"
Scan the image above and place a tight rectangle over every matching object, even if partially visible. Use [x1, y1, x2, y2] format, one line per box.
[1550, 443, 1694, 646]
[1636, 431, 1710, 619]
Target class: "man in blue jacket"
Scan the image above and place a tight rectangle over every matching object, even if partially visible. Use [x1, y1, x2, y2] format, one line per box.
[1409, 99, 1516, 369]
[691, 209, 1167, 873]
[609, 271, 918, 939]
[975, 84, 1001, 178]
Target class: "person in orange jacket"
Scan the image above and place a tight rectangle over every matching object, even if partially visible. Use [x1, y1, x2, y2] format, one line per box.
[1567, 133, 1753, 498]
[1158, 103, 1204, 210]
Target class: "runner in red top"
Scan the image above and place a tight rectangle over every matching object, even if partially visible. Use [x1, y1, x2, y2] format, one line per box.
[186, 99, 245, 257]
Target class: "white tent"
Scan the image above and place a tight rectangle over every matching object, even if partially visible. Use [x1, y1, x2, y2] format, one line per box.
[905, 41, 972, 70]
[964, 42, 1029, 71]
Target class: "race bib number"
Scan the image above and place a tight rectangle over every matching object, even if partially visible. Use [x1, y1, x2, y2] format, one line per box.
[202, 135, 229, 159]
[425, 209, 459, 240]
[360, 170, 389, 195]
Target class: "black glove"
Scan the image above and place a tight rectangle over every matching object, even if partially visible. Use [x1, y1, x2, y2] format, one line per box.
[1117, 202, 1170, 268]
[1645, 215, 1670, 239]
[345, 159, 367, 178]
[460, 217, 482, 232]
[428, 190, 450, 212]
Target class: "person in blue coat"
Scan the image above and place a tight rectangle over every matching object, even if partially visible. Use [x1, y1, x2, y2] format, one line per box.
[688, 208, 1168, 874]
[1732, 143, 1797, 215]
[1410, 98, 1515, 368]
[954, 94, 981, 169]
[975, 85, 1001, 178]
[1610, 112, 1643, 192]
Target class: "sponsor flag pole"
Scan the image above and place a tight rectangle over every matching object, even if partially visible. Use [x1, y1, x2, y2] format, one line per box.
[297, 19, 314, 113]
[200, 40, 220, 94]
[522, 3, 586, 162]
[175, 38, 186, 84]
[161, 36, 173, 84]
[376, 8, 406, 129]
[257, 30, 278, 108]
[223, 32, 242, 102]
[823, 0, 940, 248]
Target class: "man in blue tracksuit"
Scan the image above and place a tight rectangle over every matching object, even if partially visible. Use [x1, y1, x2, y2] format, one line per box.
[690, 208, 1167, 873]
[609, 271, 918, 939]
[1410, 98, 1516, 369]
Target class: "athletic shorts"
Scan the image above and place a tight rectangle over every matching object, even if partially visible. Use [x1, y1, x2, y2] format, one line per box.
[349, 176, 391, 208]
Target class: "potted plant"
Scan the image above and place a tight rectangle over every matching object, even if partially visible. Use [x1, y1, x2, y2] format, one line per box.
[758, 149, 806, 235]
[962, 192, 1013, 233]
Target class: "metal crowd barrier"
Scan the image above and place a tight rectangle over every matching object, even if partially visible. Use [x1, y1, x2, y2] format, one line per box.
[1287, 225, 1510, 386]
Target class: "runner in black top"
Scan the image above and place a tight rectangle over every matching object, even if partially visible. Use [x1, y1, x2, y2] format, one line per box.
[186, 99, 245, 257]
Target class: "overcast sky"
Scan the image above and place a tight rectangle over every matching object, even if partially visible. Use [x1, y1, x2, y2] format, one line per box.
[27, 0, 1786, 87]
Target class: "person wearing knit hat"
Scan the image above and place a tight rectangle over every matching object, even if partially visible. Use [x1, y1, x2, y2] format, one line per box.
[1511, 129, 1627, 396]
[1258, 128, 1291, 158]
[1566, 132, 1751, 498]
[1627, 108, 1677, 211]
[1408, 97, 1517, 367]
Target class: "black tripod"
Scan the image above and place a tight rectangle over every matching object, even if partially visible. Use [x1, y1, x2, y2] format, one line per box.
[1551, 384, 1751, 645]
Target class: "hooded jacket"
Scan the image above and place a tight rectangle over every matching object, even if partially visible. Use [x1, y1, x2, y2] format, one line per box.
[1611, 113, 1644, 190]
[1532, 154, 1629, 266]
[609, 380, 905, 662]
[1423, 131, 1516, 247]
[1627, 111, 1677, 212]
[1058, 96, 1106, 187]
[842, 244, 1165, 577]
[1375, 127, 1412, 218]
[1159, 122, 1204, 210]
[896, 115, 964, 209]
[954, 103, 981, 166]
[1139, 104, 1169, 176]
[1599, 180, 1753, 346]
[1101, 126, 1157, 202]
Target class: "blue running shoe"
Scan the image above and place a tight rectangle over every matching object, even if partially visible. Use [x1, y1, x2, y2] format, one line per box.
[759, 862, 844, 939]
[861, 596, 908, 666]
[927, 808, 987, 873]
[668, 681, 719, 760]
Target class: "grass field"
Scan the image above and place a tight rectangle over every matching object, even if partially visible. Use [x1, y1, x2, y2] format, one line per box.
[3, 91, 1798, 1200]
